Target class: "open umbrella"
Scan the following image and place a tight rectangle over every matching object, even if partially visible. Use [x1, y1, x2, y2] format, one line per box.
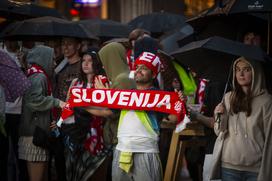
[128, 11, 186, 36]
[187, 0, 272, 53]
[0, 49, 31, 102]
[2, 16, 97, 40]
[160, 23, 194, 54]
[78, 18, 131, 38]
[171, 36, 268, 81]
[0, 0, 62, 20]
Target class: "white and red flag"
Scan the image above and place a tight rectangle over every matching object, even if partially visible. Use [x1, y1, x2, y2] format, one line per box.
[196, 78, 208, 106]
[58, 88, 190, 133]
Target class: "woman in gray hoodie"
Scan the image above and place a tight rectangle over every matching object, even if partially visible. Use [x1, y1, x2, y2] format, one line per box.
[18, 45, 66, 181]
[213, 57, 272, 181]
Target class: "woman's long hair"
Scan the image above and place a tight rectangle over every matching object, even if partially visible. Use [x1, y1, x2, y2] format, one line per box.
[78, 48, 105, 87]
[230, 77, 252, 116]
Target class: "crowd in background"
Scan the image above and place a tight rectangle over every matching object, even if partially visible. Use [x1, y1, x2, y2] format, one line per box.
[0, 26, 271, 181]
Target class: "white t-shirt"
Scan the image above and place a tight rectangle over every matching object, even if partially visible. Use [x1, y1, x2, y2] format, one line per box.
[116, 110, 159, 153]
[5, 97, 22, 114]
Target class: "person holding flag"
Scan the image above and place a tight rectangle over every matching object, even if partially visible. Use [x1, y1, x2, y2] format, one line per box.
[78, 51, 188, 181]
[54, 48, 110, 181]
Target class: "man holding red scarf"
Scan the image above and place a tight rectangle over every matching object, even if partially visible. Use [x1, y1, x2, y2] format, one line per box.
[87, 52, 183, 181]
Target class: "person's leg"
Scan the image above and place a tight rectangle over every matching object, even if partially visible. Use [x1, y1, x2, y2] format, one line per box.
[243, 170, 257, 181]
[111, 149, 132, 181]
[52, 138, 67, 181]
[18, 159, 29, 181]
[221, 167, 242, 181]
[27, 161, 48, 181]
[0, 133, 8, 181]
[185, 146, 204, 181]
[132, 153, 163, 181]
[5, 114, 20, 157]
[6, 114, 21, 181]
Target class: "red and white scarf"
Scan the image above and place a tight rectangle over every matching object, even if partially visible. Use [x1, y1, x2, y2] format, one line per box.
[27, 64, 61, 120]
[58, 88, 189, 133]
[196, 78, 208, 106]
[27, 64, 52, 95]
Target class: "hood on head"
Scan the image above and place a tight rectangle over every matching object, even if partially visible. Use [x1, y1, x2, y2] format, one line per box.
[98, 42, 129, 82]
[27, 45, 54, 77]
[232, 56, 266, 97]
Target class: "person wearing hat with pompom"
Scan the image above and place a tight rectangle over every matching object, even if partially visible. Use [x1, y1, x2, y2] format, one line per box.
[89, 51, 183, 181]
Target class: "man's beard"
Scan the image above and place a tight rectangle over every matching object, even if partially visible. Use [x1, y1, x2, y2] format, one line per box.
[135, 76, 153, 85]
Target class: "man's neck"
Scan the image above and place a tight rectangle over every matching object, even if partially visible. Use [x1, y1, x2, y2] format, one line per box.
[67, 55, 80, 64]
[136, 83, 154, 90]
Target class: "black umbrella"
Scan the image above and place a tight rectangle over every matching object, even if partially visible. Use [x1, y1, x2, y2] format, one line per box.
[171, 36, 268, 81]
[77, 18, 131, 38]
[160, 23, 194, 54]
[2, 16, 97, 40]
[187, 0, 272, 53]
[0, 0, 62, 20]
[128, 11, 186, 36]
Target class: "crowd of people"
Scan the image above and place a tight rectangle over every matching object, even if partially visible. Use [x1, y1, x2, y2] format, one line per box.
[0, 27, 271, 181]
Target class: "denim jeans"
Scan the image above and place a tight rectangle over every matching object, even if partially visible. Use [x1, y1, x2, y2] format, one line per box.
[221, 167, 258, 181]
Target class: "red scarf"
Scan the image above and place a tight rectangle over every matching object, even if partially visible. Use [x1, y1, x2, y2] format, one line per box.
[27, 64, 52, 95]
[196, 78, 208, 106]
[58, 88, 188, 132]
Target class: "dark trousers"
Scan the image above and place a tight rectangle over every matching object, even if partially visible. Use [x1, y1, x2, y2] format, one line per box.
[0, 132, 8, 181]
[48, 137, 67, 181]
[3, 114, 28, 181]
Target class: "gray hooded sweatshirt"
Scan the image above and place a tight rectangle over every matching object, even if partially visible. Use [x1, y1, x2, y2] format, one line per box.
[214, 57, 272, 181]
[20, 45, 60, 136]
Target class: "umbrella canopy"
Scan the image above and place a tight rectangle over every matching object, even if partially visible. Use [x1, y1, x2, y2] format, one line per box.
[171, 36, 268, 81]
[0, 49, 31, 102]
[160, 23, 194, 54]
[0, 0, 62, 20]
[78, 18, 131, 38]
[128, 11, 186, 35]
[187, 0, 271, 52]
[2, 16, 97, 40]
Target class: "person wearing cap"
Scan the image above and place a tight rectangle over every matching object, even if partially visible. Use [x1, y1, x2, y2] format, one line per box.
[88, 51, 181, 181]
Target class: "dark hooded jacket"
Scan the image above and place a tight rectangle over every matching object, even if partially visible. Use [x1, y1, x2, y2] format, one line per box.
[20, 45, 60, 136]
